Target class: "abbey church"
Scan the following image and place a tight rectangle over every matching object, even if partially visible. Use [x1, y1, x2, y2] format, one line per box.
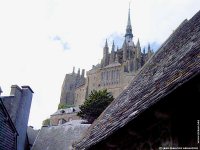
[59, 8, 154, 107]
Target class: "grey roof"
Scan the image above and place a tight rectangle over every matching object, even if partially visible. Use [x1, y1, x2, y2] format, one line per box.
[75, 10, 200, 149]
[31, 120, 90, 150]
[27, 126, 39, 146]
[51, 107, 80, 116]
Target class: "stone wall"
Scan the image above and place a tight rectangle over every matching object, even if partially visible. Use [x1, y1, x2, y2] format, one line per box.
[60, 70, 85, 105]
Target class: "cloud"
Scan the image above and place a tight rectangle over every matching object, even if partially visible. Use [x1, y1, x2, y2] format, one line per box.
[51, 35, 70, 50]
[106, 32, 124, 50]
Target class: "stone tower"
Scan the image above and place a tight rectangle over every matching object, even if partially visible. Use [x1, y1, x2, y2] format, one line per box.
[59, 67, 86, 106]
[59, 5, 154, 108]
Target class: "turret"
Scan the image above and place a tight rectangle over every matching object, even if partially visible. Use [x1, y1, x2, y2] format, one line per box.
[110, 41, 115, 64]
[102, 39, 109, 67]
[136, 39, 141, 59]
[148, 43, 153, 59]
[81, 69, 85, 77]
[103, 39, 109, 56]
[77, 68, 80, 77]
[123, 41, 128, 61]
[143, 47, 146, 54]
[72, 67, 75, 74]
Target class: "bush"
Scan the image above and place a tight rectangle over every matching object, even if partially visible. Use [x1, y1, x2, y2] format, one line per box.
[77, 89, 114, 124]
[58, 103, 75, 109]
[42, 118, 50, 126]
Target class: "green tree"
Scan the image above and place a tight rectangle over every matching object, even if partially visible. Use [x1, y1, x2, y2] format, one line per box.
[77, 89, 114, 124]
[42, 118, 50, 126]
[58, 103, 75, 109]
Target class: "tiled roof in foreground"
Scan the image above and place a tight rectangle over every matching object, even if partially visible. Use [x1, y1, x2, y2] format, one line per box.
[75, 10, 200, 149]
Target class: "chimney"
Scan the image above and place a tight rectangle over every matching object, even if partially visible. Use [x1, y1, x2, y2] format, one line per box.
[81, 69, 85, 77]
[9, 85, 23, 123]
[17, 85, 34, 150]
[0, 86, 2, 96]
[77, 68, 80, 76]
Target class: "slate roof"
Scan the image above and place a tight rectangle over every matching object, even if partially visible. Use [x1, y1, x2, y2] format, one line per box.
[51, 107, 80, 116]
[27, 126, 39, 146]
[75, 10, 200, 149]
[32, 120, 90, 150]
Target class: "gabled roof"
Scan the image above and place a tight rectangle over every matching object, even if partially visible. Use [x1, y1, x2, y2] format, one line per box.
[75, 10, 200, 149]
[32, 120, 90, 150]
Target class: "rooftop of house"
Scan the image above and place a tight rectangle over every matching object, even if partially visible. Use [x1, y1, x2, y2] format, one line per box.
[32, 120, 90, 150]
[51, 107, 80, 116]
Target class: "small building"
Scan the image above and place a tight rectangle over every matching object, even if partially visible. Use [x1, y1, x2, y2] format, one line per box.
[50, 107, 80, 126]
[0, 97, 18, 150]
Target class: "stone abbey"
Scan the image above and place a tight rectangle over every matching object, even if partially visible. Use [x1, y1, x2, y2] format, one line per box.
[59, 8, 154, 107]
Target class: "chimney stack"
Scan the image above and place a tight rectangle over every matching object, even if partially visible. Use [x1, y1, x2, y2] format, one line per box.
[81, 69, 85, 77]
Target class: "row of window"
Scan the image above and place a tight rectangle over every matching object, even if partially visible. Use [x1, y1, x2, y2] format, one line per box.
[101, 70, 120, 81]
[102, 81, 119, 86]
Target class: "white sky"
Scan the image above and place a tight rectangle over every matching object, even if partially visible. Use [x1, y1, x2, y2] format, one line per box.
[0, 0, 199, 129]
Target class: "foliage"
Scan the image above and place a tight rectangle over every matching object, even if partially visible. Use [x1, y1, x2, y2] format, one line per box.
[42, 118, 50, 126]
[77, 89, 114, 124]
[58, 103, 75, 109]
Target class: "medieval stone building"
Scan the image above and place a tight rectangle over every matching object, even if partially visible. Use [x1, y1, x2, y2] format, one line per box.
[59, 8, 153, 107]
[75, 10, 200, 149]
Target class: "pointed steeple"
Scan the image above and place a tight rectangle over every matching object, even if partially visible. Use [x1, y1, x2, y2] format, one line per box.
[147, 43, 152, 59]
[148, 43, 151, 52]
[125, 3, 133, 41]
[105, 39, 108, 48]
[102, 39, 109, 67]
[110, 41, 115, 64]
[127, 2, 131, 28]
[112, 41, 115, 52]
[143, 47, 146, 54]
[72, 67, 75, 74]
[136, 39, 141, 59]
[136, 39, 141, 48]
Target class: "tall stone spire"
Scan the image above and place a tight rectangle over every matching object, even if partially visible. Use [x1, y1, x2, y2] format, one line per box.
[111, 41, 115, 51]
[110, 41, 115, 64]
[102, 39, 109, 67]
[136, 39, 141, 58]
[148, 43, 153, 59]
[105, 39, 108, 48]
[125, 3, 133, 43]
